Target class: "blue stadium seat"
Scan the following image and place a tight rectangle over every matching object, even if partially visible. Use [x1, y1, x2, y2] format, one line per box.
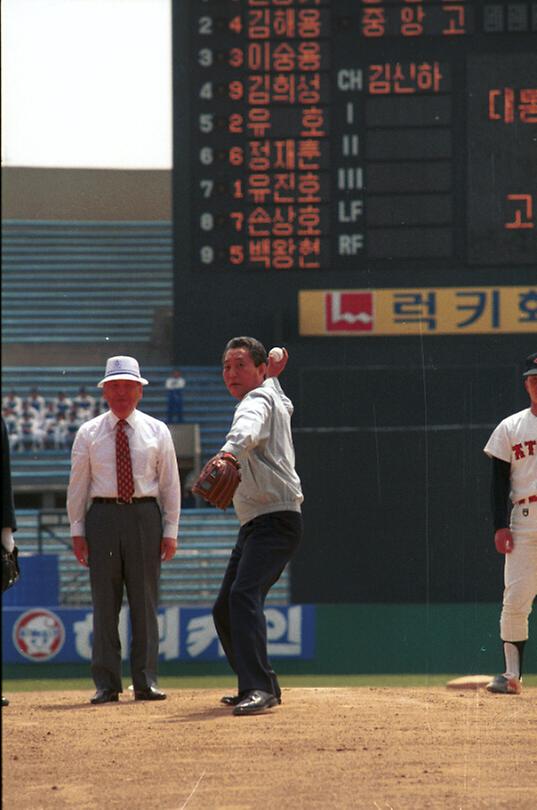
[14, 509, 290, 606]
[1, 220, 173, 343]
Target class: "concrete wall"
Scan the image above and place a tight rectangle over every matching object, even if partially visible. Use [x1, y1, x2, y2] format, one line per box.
[2, 167, 172, 221]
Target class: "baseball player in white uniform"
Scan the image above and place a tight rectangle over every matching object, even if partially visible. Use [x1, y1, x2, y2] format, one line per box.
[483, 351, 537, 694]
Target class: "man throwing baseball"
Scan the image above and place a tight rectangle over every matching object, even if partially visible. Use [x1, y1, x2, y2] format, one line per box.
[193, 337, 303, 715]
[483, 351, 537, 694]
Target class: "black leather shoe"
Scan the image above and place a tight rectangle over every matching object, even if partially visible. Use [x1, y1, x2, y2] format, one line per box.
[134, 686, 167, 701]
[220, 694, 242, 706]
[233, 690, 279, 716]
[221, 692, 282, 706]
[90, 689, 119, 705]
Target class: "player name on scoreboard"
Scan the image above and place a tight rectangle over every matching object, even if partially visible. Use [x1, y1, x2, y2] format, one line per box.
[180, 0, 537, 272]
[299, 286, 537, 335]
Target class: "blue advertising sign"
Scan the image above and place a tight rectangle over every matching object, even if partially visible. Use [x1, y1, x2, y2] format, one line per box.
[2, 605, 315, 664]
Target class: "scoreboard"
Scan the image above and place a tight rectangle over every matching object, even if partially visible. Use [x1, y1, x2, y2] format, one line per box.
[172, 1, 536, 606]
[173, 0, 536, 277]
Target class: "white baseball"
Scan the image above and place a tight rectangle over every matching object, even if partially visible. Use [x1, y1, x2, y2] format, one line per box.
[269, 347, 284, 362]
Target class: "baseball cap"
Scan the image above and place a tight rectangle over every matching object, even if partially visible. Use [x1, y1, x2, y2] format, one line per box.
[97, 356, 149, 388]
[522, 352, 537, 377]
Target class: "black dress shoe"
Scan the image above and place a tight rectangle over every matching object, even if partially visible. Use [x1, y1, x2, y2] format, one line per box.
[220, 694, 242, 706]
[90, 689, 119, 705]
[233, 690, 279, 716]
[221, 692, 282, 706]
[134, 686, 167, 701]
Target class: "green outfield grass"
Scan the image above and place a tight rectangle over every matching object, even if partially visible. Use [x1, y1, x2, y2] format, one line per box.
[3, 673, 536, 692]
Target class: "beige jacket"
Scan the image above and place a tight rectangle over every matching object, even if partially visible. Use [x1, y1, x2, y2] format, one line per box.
[221, 378, 303, 526]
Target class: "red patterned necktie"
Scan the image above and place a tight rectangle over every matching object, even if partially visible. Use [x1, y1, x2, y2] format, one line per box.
[116, 419, 134, 501]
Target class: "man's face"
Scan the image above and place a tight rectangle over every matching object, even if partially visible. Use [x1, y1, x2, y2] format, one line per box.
[103, 380, 143, 418]
[525, 375, 537, 413]
[223, 348, 266, 400]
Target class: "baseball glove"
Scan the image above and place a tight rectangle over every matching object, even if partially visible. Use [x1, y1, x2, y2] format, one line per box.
[192, 452, 241, 510]
[2, 545, 20, 592]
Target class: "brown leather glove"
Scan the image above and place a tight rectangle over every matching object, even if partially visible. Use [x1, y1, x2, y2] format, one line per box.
[192, 452, 241, 510]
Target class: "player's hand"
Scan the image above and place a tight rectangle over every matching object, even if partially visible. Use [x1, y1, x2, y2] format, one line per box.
[73, 536, 89, 567]
[160, 536, 177, 562]
[494, 528, 514, 554]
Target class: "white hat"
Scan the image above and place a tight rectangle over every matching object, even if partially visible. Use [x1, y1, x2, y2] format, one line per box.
[98, 356, 149, 388]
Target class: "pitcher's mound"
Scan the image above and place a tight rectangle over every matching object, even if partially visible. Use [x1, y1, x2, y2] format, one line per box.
[446, 675, 493, 690]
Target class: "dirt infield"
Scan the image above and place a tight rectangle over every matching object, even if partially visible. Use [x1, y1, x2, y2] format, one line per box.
[3, 687, 537, 809]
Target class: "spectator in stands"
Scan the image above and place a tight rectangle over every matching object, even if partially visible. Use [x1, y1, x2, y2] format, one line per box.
[67, 355, 180, 705]
[25, 387, 47, 419]
[99, 394, 109, 414]
[2, 408, 19, 451]
[92, 396, 108, 418]
[53, 391, 73, 418]
[73, 386, 96, 421]
[16, 405, 44, 452]
[65, 409, 82, 449]
[2, 416, 18, 707]
[43, 402, 60, 449]
[23, 392, 45, 437]
[165, 369, 186, 423]
[2, 390, 23, 416]
[54, 411, 70, 450]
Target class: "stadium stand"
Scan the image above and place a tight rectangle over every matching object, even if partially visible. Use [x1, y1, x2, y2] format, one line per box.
[2, 366, 236, 479]
[1, 220, 172, 343]
[1, 217, 296, 608]
[14, 508, 290, 606]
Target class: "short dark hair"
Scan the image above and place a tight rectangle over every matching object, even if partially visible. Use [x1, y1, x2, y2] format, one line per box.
[222, 336, 268, 367]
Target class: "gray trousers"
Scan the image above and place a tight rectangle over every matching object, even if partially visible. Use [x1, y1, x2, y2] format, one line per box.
[86, 501, 162, 692]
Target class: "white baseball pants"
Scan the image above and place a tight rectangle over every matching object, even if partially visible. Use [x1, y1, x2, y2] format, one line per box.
[500, 501, 537, 641]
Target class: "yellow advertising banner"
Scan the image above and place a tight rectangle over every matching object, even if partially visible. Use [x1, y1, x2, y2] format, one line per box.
[299, 286, 537, 336]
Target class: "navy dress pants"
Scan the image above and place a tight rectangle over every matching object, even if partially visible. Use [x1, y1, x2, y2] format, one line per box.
[212, 511, 302, 696]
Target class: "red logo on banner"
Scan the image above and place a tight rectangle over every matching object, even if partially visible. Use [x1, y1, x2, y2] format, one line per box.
[325, 292, 374, 332]
[13, 608, 65, 661]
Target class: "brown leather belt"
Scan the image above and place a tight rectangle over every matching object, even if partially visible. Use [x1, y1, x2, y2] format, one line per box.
[93, 497, 157, 505]
[516, 495, 537, 505]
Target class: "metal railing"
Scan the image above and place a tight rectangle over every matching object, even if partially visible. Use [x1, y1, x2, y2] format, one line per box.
[37, 508, 72, 553]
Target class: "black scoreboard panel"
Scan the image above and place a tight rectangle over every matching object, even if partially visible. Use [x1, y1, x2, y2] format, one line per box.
[468, 52, 536, 265]
[173, 2, 535, 604]
[173, 0, 537, 279]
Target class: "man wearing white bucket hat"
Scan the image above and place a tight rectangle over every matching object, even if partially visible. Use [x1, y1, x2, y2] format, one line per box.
[67, 356, 181, 704]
